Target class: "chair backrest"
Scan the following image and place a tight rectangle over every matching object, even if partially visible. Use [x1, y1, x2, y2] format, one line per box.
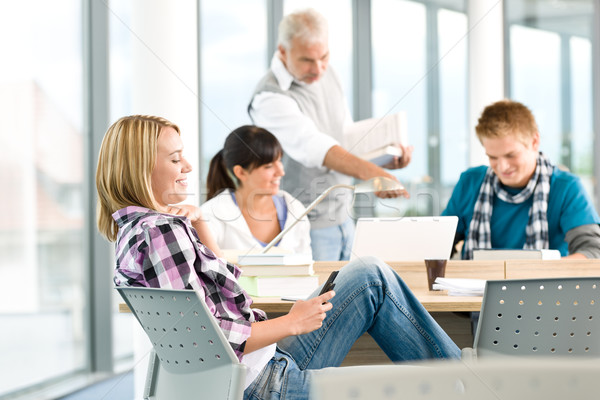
[310, 359, 600, 399]
[117, 286, 246, 400]
[473, 277, 600, 358]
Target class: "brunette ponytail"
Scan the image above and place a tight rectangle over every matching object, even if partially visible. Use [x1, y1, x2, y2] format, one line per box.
[205, 126, 283, 200]
[206, 149, 236, 200]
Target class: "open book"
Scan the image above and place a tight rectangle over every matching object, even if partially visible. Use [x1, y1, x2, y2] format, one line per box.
[344, 111, 408, 166]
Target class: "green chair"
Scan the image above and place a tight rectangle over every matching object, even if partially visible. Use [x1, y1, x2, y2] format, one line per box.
[117, 286, 247, 399]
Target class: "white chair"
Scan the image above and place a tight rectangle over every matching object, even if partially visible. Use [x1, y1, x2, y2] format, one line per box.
[310, 358, 600, 399]
[462, 276, 600, 359]
[117, 286, 247, 400]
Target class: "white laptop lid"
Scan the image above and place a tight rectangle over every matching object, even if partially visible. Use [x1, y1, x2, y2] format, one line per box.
[350, 216, 458, 261]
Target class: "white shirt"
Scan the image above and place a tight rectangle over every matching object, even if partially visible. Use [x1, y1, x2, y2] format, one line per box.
[200, 189, 312, 257]
[242, 343, 277, 388]
[249, 54, 354, 169]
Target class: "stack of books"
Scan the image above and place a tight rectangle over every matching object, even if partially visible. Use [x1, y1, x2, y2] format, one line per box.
[236, 253, 318, 298]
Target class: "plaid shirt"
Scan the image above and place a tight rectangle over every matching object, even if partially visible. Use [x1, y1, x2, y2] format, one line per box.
[113, 206, 267, 359]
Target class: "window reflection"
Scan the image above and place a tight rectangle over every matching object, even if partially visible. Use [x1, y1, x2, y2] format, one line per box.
[372, 0, 427, 183]
[372, 0, 467, 216]
[510, 25, 562, 161]
[200, 0, 268, 185]
[570, 37, 593, 177]
[0, 0, 85, 395]
[507, 0, 595, 202]
[438, 8, 467, 186]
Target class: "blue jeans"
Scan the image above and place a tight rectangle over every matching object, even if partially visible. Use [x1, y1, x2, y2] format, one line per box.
[309, 218, 355, 261]
[243, 256, 460, 400]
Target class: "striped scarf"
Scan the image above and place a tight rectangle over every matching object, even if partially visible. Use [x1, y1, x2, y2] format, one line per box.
[463, 152, 553, 260]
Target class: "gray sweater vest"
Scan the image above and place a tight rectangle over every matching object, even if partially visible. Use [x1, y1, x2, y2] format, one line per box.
[250, 68, 352, 229]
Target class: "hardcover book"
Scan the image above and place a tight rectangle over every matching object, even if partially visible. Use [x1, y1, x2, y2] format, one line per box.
[237, 253, 313, 266]
[238, 275, 319, 298]
[239, 263, 314, 277]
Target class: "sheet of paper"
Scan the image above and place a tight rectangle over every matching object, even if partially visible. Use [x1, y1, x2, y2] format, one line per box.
[432, 277, 486, 296]
[343, 111, 408, 157]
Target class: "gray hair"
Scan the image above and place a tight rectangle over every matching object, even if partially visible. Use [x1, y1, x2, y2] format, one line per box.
[278, 8, 328, 49]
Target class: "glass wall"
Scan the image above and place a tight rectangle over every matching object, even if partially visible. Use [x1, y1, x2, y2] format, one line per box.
[438, 8, 468, 187]
[199, 0, 268, 191]
[372, 0, 467, 216]
[506, 0, 596, 199]
[509, 25, 562, 160]
[372, 0, 428, 181]
[570, 36, 593, 178]
[0, 0, 86, 395]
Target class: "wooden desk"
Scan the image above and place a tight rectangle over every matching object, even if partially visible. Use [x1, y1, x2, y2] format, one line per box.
[119, 260, 502, 365]
[119, 259, 600, 365]
[250, 260, 504, 313]
[247, 260, 503, 363]
[505, 259, 600, 279]
[119, 260, 501, 314]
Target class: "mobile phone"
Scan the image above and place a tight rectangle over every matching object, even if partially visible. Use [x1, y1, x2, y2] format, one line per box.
[319, 270, 339, 296]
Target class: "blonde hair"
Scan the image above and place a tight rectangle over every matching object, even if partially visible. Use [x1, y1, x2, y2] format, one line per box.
[475, 100, 538, 145]
[96, 115, 180, 241]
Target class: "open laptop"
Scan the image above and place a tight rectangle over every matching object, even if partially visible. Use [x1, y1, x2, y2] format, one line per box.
[350, 216, 458, 261]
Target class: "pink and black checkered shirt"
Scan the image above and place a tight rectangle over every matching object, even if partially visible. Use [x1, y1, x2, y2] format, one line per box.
[113, 206, 267, 359]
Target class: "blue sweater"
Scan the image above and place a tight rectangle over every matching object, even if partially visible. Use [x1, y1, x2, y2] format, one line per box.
[442, 166, 600, 258]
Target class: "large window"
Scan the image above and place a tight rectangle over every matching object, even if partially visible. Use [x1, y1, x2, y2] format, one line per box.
[372, 0, 427, 183]
[570, 36, 593, 178]
[200, 0, 268, 188]
[0, 0, 86, 395]
[109, 0, 199, 196]
[438, 8, 468, 187]
[509, 25, 562, 160]
[372, 0, 467, 216]
[506, 0, 596, 199]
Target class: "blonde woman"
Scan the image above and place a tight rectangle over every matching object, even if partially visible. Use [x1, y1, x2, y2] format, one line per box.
[96, 115, 222, 258]
[96, 115, 459, 400]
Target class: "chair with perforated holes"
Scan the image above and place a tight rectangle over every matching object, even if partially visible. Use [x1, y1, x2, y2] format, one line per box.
[462, 277, 600, 360]
[310, 358, 600, 399]
[117, 286, 247, 400]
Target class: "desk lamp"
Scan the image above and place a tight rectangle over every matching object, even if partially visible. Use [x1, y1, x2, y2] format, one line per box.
[260, 176, 405, 254]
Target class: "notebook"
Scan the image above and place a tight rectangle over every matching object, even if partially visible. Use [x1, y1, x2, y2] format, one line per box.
[350, 216, 459, 261]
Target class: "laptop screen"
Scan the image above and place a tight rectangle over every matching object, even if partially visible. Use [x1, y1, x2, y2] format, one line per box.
[350, 216, 458, 261]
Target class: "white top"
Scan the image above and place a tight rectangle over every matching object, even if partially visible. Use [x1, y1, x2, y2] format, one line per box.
[242, 343, 277, 388]
[249, 54, 353, 169]
[200, 189, 312, 257]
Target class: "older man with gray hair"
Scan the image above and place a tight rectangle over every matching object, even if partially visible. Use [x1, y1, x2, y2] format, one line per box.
[249, 8, 413, 261]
